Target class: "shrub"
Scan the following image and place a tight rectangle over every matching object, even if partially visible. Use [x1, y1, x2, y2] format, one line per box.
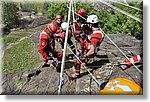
[2, 2, 20, 29]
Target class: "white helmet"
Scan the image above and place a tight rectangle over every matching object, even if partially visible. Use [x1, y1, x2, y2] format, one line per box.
[86, 15, 98, 23]
[61, 22, 68, 31]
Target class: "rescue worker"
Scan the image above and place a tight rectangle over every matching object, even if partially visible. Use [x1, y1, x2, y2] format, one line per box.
[38, 22, 63, 68]
[53, 15, 66, 49]
[53, 15, 64, 49]
[53, 15, 63, 34]
[49, 15, 64, 68]
[61, 22, 77, 54]
[71, 14, 104, 78]
[76, 8, 87, 24]
[54, 15, 63, 26]
[54, 22, 77, 55]
[72, 8, 88, 42]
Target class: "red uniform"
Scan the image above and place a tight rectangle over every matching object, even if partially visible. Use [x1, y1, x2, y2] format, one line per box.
[75, 30, 104, 74]
[72, 22, 82, 41]
[85, 31, 104, 55]
[38, 29, 53, 63]
[54, 31, 65, 43]
[72, 22, 91, 42]
[38, 24, 63, 67]
[124, 54, 142, 67]
[72, 8, 87, 42]
[39, 15, 63, 67]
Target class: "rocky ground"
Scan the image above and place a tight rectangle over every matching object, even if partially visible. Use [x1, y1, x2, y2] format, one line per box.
[1, 14, 143, 95]
[1, 32, 143, 95]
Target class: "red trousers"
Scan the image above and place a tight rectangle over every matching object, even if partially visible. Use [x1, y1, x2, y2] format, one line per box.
[75, 49, 95, 74]
[38, 32, 63, 63]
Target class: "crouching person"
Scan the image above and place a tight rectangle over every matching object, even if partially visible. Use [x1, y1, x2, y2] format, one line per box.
[38, 22, 63, 68]
[71, 15, 104, 78]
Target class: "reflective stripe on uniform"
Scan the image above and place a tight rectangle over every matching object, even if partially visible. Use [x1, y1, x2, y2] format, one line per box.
[137, 55, 141, 62]
[40, 31, 48, 39]
[130, 55, 141, 64]
[92, 31, 104, 38]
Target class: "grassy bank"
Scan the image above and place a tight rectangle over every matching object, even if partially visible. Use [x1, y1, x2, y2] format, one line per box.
[2, 38, 40, 74]
[3, 25, 45, 44]
[2, 26, 45, 74]
[3, 30, 33, 44]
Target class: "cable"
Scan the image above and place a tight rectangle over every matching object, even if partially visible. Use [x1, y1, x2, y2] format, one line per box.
[63, 1, 142, 93]
[71, 0, 78, 54]
[66, 6, 87, 20]
[69, 8, 142, 74]
[103, 33, 142, 74]
[94, 0, 143, 74]
[58, 0, 72, 95]
[97, 0, 142, 23]
[108, 0, 142, 11]
[67, 46, 102, 87]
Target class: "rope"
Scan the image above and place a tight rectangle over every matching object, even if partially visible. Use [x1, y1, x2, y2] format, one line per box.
[76, 1, 142, 74]
[66, 0, 78, 53]
[97, 0, 142, 23]
[67, 46, 101, 87]
[52, 71, 73, 95]
[103, 34, 142, 74]
[59, 1, 142, 93]
[58, 0, 72, 95]
[52, 73, 69, 94]
[68, 8, 142, 74]
[71, 0, 78, 54]
[67, 6, 87, 20]
[109, 0, 142, 12]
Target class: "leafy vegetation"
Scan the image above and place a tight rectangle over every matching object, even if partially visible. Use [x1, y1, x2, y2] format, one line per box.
[47, 2, 67, 21]
[45, 1, 142, 39]
[19, 2, 44, 13]
[2, 1, 142, 39]
[2, 2, 20, 29]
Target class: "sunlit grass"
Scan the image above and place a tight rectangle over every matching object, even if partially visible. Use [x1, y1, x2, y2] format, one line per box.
[3, 25, 45, 44]
[2, 38, 40, 74]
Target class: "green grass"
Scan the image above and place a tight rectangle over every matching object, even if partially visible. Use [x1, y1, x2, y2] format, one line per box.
[3, 25, 45, 44]
[3, 30, 34, 44]
[2, 25, 46, 74]
[2, 39, 40, 74]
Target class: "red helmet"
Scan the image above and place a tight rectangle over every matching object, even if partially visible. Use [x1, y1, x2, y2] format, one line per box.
[55, 15, 62, 20]
[77, 8, 86, 16]
[47, 23, 57, 34]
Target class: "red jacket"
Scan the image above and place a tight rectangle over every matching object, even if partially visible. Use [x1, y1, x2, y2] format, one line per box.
[85, 31, 104, 50]
[80, 31, 104, 54]
[38, 29, 52, 62]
